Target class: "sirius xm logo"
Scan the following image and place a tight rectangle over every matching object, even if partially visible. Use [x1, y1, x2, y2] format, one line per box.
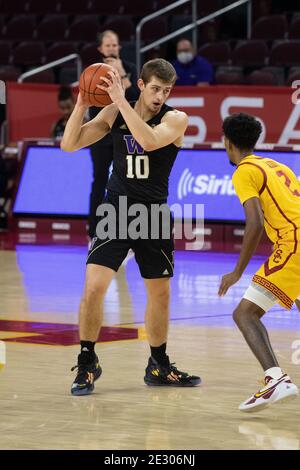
[178, 169, 236, 200]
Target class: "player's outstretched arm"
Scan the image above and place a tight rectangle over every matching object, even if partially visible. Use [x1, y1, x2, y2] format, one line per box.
[219, 197, 264, 296]
[61, 93, 117, 152]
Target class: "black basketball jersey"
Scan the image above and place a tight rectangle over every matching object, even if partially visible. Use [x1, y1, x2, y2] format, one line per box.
[107, 102, 180, 202]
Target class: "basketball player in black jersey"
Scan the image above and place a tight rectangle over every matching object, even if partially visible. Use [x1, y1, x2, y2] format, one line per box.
[61, 59, 201, 395]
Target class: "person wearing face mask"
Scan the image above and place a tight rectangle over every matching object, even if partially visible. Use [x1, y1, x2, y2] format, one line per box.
[172, 38, 214, 86]
[88, 30, 139, 240]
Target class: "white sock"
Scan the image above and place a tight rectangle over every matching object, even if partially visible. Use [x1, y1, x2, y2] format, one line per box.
[264, 367, 283, 380]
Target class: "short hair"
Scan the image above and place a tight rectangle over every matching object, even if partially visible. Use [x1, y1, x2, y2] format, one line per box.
[97, 29, 119, 47]
[58, 86, 73, 102]
[222, 113, 262, 150]
[177, 38, 192, 46]
[140, 59, 177, 85]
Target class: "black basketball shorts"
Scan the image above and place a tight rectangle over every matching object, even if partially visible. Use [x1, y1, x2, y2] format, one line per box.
[86, 192, 174, 279]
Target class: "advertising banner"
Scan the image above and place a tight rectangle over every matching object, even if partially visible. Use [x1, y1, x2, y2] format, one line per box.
[6, 84, 300, 145]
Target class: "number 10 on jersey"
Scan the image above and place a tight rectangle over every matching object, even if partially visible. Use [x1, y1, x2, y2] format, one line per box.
[126, 155, 149, 179]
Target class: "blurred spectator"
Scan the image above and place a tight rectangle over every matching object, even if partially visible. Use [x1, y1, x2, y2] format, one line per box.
[172, 38, 214, 86]
[96, 29, 139, 102]
[0, 148, 7, 198]
[51, 86, 75, 139]
[88, 29, 139, 239]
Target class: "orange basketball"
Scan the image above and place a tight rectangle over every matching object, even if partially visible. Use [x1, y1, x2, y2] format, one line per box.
[79, 63, 113, 107]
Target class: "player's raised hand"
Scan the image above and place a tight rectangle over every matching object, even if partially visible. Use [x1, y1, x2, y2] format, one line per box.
[218, 271, 241, 296]
[76, 89, 89, 109]
[96, 69, 124, 105]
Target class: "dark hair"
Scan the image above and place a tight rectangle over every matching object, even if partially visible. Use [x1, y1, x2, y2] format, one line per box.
[177, 37, 192, 46]
[222, 113, 262, 150]
[58, 86, 73, 102]
[140, 58, 177, 85]
[97, 29, 119, 47]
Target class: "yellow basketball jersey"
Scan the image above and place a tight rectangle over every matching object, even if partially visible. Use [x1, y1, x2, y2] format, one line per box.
[232, 155, 300, 247]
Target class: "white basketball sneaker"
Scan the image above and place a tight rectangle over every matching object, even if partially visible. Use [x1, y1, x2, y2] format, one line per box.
[239, 374, 299, 412]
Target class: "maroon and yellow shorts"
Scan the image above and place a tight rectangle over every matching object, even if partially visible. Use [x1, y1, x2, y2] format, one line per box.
[252, 242, 300, 309]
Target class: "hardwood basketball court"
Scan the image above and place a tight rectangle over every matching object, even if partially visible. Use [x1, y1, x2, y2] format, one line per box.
[0, 243, 299, 450]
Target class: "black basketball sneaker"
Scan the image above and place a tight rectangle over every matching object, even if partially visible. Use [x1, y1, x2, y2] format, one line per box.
[144, 356, 201, 387]
[71, 353, 102, 396]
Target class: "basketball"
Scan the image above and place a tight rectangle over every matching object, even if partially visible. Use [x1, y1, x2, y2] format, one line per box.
[79, 63, 113, 107]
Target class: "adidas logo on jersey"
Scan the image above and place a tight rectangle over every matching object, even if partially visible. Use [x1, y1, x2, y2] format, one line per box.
[162, 269, 169, 275]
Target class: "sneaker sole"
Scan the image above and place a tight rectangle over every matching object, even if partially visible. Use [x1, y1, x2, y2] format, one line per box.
[71, 368, 102, 396]
[144, 378, 201, 387]
[71, 384, 95, 396]
[239, 384, 299, 412]
[239, 401, 270, 413]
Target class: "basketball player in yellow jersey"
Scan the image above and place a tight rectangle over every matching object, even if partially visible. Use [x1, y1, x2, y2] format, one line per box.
[219, 113, 299, 412]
